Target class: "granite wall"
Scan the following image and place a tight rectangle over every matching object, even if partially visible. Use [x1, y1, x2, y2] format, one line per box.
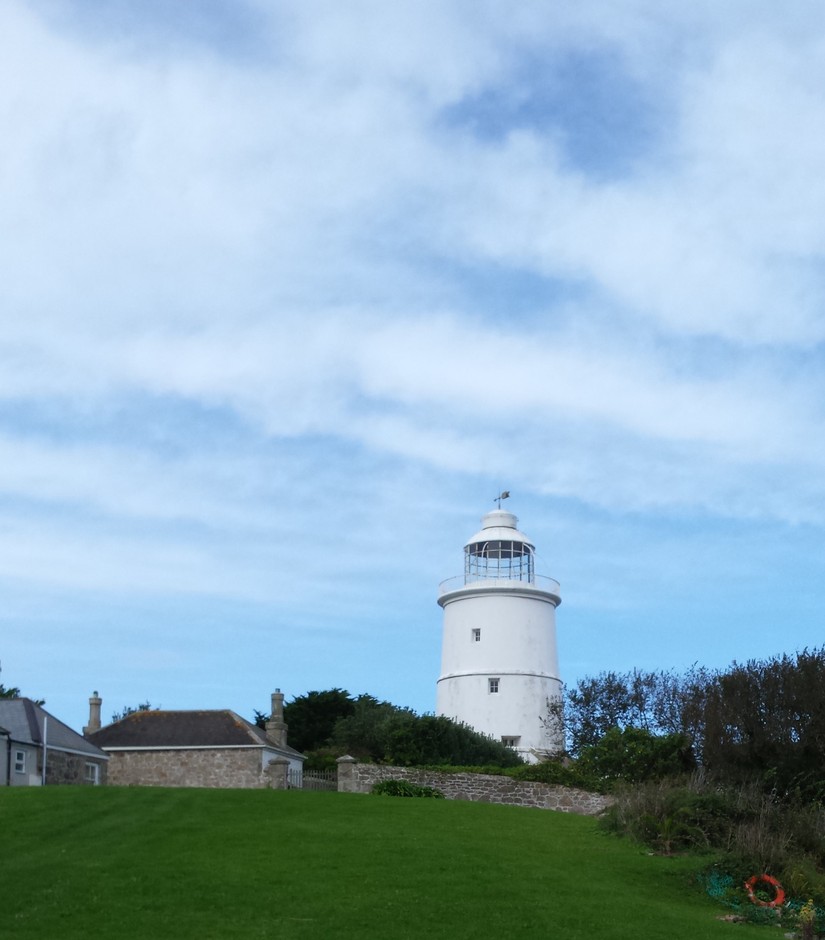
[336, 759, 612, 815]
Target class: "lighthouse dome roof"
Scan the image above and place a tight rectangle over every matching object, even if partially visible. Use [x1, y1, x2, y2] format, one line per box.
[464, 510, 534, 549]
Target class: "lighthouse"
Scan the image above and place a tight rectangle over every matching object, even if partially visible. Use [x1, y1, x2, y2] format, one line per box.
[436, 505, 562, 762]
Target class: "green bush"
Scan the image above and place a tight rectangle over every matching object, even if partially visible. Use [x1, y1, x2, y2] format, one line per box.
[780, 857, 825, 904]
[380, 714, 523, 767]
[302, 748, 339, 772]
[576, 727, 695, 785]
[600, 781, 717, 855]
[371, 779, 445, 799]
[508, 760, 603, 792]
[603, 780, 746, 856]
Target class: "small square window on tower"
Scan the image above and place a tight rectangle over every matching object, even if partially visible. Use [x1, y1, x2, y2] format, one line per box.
[472, 628, 481, 642]
[501, 736, 521, 748]
[488, 677, 500, 694]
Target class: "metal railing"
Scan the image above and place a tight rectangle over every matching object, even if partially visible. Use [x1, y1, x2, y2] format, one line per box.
[438, 574, 561, 597]
[289, 768, 337, 791]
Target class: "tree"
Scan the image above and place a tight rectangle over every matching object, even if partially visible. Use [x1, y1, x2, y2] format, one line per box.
[557, 666, 711, 757]
[252, 709, 268, 729]
[557, 649, 825, 801]
[111, 702, 157, 723]
[563, 671, 637, 753]
[576, 727, 695, 784]
[282, 689, 356, 753]
[699, 649, 825, 799]
[329, 694, 409, 761]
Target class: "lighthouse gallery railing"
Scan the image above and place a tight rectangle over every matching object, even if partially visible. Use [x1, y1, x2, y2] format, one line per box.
[438, 574, 561, 597]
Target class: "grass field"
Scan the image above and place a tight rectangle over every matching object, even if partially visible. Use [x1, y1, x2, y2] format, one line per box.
[1, 788, 769, 940]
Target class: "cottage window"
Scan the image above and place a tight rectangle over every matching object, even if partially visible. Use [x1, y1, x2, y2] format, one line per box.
[14, 750, 25, 773]
[472, 628, 481, 642]
[488, 678, 499, 694]
[85, 762, 100, 785]
[501, 736, 520, 748]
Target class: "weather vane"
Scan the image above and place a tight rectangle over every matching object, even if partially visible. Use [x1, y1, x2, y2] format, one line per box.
[494, 490, 510, 509]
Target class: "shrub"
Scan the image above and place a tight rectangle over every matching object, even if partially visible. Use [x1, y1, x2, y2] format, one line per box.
[302, 748, 339, 772]
[371, 779, 445, 799]
[381, 714, 523, 768]
[576, 727, 695, 785]
[508, 760, 603, 792]
[600, 780, 717, 854]
[781, 858, 825, 905]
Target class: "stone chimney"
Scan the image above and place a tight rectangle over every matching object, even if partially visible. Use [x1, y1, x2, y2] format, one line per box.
[265, 688, 288, 748]
[83, 690, 102, 736]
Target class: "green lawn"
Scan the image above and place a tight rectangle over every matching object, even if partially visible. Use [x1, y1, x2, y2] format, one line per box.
[1, 788, 768, 940]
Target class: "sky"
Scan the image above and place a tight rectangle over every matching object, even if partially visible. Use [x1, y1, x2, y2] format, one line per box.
[3, 1, 825, 734]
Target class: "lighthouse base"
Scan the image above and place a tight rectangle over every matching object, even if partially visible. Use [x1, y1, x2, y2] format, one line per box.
[436, 671, 563, 763]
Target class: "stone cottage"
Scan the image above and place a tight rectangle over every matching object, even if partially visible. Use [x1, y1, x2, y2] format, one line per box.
[85, 690, 304, 788]
[0, 698, 108, 786]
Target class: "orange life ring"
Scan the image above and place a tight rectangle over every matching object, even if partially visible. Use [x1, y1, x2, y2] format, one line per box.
[745, 874, 785, 908]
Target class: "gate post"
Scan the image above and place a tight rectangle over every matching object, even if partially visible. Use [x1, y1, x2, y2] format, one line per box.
[265, 756, 290, 790]
[336, 755, 358, 793]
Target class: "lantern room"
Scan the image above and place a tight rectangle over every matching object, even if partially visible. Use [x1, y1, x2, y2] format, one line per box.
[463, 510, 535, 583]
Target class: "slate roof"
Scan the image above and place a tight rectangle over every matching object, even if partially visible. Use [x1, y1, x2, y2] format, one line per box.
[88, 709, 304, 759]
[0, 698, 108, 759]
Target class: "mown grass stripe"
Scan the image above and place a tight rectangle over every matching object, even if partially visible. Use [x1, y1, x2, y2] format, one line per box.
[2, 788, 765, 939]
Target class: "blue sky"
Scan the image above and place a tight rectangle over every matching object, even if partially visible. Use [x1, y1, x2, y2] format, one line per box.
[3, 1, 825, 733]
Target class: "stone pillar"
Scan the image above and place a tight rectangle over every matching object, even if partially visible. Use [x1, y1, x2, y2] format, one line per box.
[336, 755, 358, 793]
[83, 691, 102, 736]
[265, 756, 290, 790]
[265, 689, 288, 748]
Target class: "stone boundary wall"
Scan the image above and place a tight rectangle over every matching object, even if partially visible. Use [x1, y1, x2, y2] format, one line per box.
[336, 758, 612, 815]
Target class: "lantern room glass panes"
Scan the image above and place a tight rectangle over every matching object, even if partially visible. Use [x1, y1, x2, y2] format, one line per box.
[464, 539, 534, 583]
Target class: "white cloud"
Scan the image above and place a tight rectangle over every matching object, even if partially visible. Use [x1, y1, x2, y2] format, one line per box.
[1, 0, 825, 689]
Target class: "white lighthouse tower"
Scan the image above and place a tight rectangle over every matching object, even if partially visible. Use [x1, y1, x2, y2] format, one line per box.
[436, 503, 562, 763]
